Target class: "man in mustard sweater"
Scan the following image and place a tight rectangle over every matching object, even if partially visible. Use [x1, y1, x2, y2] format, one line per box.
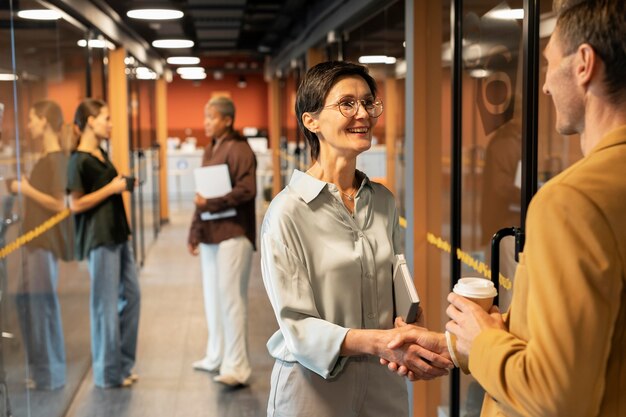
[444, 0, 626, 416]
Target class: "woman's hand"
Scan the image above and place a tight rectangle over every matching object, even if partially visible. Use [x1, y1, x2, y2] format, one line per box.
[188, 242, 199, 256]
[194, 193, 207, 207]
[108, 175, 127, 194]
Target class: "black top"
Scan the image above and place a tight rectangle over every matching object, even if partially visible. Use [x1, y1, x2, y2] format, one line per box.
[24, 151, 74, 260]
[67, 148, 131, 260]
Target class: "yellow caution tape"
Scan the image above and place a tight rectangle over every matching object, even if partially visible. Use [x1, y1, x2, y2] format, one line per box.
[0, 208, 71, 259]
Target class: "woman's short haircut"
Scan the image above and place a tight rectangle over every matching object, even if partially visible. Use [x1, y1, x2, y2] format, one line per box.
[295, 61, 377, 161]
[206, 96, 236, 126]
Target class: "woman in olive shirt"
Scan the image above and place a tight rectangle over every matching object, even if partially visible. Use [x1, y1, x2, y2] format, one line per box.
[261, 62, 452, 417]
[67, 98, 140, 388]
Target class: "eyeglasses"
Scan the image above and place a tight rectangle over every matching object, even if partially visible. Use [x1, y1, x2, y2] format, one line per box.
[324, 98, 384, 118]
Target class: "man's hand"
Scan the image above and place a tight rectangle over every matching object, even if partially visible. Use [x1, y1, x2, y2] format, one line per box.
[445, 292, 505, 360]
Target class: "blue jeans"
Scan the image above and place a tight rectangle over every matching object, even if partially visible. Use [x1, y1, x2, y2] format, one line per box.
[88, 241, 140, 387]
[15, 247, 66, 389]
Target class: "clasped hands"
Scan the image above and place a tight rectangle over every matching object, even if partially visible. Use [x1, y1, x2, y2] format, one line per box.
[379, 296, 506, 380]
[378, 317, 453, 381]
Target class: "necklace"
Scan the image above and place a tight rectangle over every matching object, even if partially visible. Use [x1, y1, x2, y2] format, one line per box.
[340, 188, 357, 201]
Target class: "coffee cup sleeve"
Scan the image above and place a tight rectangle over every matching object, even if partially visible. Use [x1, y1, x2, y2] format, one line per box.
[445, 331, 471, 374]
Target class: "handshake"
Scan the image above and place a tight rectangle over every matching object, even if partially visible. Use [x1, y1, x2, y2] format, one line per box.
[377, 315, 453, 381]
[377, 278, 504, 380]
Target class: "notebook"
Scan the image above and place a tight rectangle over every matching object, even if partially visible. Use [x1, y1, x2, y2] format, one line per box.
[393, 254, 420, 323]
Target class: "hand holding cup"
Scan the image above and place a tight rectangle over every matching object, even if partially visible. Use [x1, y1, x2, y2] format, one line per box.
[446, 278, 498, 373]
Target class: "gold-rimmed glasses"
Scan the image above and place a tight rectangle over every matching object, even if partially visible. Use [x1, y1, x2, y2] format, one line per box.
[324, 97, 384, 118]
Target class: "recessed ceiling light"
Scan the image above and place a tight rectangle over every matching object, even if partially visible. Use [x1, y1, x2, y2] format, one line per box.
[127, 9, 184, 20]
[0, 73, 18, 81]
[136, 67, 157, 80]
[468, 69, 492, 78]
[77, 39, 115, 49]
[77, 39, 110, 48]
[167, 56, 200, 65]
[358, 55, 397, 65]
[17, 9, 62, 20]
[180, 73, 207, 80]
[152, 39, 194, 49]
[488, 9, 524, 20]
[176, 67, 205, 75]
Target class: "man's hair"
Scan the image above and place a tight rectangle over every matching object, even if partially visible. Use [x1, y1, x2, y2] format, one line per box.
[554, 0, 626, 104]
[295, 61, 377, 161]
[206, 96, 235, 126]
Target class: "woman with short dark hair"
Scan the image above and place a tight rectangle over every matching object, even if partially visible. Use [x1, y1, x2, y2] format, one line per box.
[260, 61, 452, 416]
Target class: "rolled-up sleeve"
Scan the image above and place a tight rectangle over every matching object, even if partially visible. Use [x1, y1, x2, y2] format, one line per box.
[261, 231, 349, 379]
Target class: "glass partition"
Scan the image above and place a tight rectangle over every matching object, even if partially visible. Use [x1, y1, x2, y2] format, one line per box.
[456, 1, 525, 415]
[127, 58, 160, 266]
[0, 1, 108, 416]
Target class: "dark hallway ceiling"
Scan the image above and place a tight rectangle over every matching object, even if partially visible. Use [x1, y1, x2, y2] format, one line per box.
[99, 0, 322, 61]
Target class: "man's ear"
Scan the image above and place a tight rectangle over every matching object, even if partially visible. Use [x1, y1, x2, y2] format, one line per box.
[301, 112, 319, 134]
[575, 43, 597, 88]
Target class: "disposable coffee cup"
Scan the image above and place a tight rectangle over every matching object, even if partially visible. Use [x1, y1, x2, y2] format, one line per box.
[447, 277, 498, 374]
[453, 277, 497, 311]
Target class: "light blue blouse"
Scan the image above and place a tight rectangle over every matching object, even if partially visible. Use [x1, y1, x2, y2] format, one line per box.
[261, 169, 401, 379]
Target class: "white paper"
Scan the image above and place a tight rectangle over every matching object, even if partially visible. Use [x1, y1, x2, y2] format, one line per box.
[194, 164, 232, 198]
[194, 164, 236, 220]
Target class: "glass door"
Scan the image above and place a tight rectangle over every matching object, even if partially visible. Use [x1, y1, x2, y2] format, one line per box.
[450, 1, 527, 416]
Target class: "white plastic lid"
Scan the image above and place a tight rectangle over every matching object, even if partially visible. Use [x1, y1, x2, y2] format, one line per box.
[453, 277, 497, 298]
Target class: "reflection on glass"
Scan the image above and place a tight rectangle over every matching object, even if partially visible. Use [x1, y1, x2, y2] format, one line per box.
[14, 100, 73, 390]
[459, 1, 524, 416]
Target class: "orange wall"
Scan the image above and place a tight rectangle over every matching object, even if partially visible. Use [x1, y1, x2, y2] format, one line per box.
[167, 73, 268, 147]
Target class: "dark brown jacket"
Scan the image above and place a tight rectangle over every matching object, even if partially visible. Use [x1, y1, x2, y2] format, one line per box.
[188, 130, 257, 249]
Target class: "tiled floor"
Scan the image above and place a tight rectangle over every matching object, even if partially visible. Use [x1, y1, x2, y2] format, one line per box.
[64, 202, 278, 417]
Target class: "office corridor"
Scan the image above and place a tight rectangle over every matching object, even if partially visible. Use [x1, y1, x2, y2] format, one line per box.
[64, 203, 277, 417]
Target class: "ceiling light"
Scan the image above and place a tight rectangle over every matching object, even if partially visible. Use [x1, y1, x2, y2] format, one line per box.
[358, 55, 397, 65]
[17, 9, 62, 20]
[77, 39, 110, 49]
[136, 67, 157, 80]
[468, 69, 492, 78]
[152, 39, 194, 49]
[488, 9, 524, 20]
[176, 67, 205, 75]
[180, 73, 207, 80]
[0, 73, 18, 81]
[167, 56, 200, 65]
[237, 76, 247, 89]
[127, 9, 183, 20]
